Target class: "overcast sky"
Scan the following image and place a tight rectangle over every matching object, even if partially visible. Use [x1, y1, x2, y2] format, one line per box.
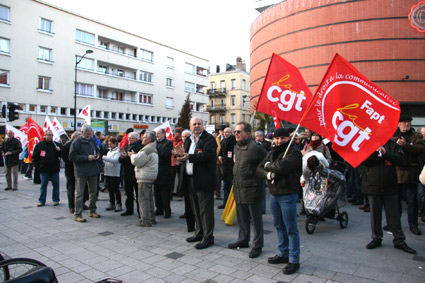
[43, 0, 260, 71]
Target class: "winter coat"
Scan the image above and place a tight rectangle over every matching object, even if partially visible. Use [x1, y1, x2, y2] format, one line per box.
[219, 135, 236, 182]
[32, 140, 62, 173]
[69, 136, 101, 178]
[131, 142, 158, 183]
[420, 165, 425, 186]
[257, 141, 302, 196]
[392, 128, 425, 184]
[233, 137, 267, 204]
[1, 137, 22, 167]
[119, 139, 143, 179]
[103, 146, 121, 177]
[183, 130, 217, 192]
[361, 140, 407, 195]
[62, 140, 74, 178]
[154, 138, 173, 185]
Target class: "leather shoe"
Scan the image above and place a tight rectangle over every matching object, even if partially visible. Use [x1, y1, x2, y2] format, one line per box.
[363, 207, 370, 212]
[195, 240, 214, 249]
[121, 211, 133, 216]
[186, 235, 203, 243]
[283, 263, 300, 275]
[268, 255, 289, 264]
[383, 225, 389, 231]
[217, 204, 225, 209]
[179, 214, 186, 219]
[228, 241, 249, 249]
[164, 213, 171, 219]
[394, 242, 416, 254]
[410, 226, 422, 235]
[248, 248, 262, 258]
[155, 210, 164, 216]
[5, 187, 12, 191]
[366, 239, 382, 249]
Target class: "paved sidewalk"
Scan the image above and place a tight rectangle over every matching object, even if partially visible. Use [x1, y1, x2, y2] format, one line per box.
[0, 171, 424, 282]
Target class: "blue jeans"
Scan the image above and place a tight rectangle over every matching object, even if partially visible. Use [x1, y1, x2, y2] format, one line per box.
[39, 172, 60, 204]
[270, 193, 300, 264]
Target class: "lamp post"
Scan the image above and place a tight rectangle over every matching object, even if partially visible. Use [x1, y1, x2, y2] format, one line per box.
[74, 49, 93, 131]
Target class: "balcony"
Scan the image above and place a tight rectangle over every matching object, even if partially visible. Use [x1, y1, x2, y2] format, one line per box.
[206, 104, 227, 112]
[207, 88, 226, 97]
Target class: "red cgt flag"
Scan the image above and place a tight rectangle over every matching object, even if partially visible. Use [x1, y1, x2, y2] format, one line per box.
[300, 54, 400, 168]
[27, 117, 45, 162]
[256, 53, 313, 125]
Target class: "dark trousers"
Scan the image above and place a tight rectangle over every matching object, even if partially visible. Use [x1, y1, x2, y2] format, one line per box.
[124, 176, 139, 215]
[25, 163, 33, 179]
[66, 174, 76, 209]
[236, 201, 264, 249]
[188, 176, 215, 241]
[154, 184, 171, 215]
[368, 194, 405, 245]
[106, 176, 122, 205]
[397, 183, 418, 228]
[216, 164, 223, 198]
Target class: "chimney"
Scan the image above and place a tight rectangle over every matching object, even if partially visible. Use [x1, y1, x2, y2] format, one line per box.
[236, 56, 246, 71]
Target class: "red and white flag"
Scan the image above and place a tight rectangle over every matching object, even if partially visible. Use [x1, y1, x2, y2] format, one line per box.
[256, 53, 313, 125]
[78, 104, 91, 125]
[52, 117, 66, 136]
[5, 123, 28, 148]
[26, 117, 45, 162]
[43, 116, 61, 142]
[300, 53, 400, 168]
[153, 120, 173, 141]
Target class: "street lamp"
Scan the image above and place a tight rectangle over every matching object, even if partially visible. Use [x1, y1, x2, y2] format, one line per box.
[74, 49, 93, 131]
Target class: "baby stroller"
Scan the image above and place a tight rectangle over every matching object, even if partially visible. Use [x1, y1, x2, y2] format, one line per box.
[303, 165, 348, 234]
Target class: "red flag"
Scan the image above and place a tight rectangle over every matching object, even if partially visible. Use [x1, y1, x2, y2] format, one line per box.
[300, 54, 400, 168]
[19, 123, 29, 134]
[256, 53, 313, 125]
[27, 117, 45, 162]
[273, 116, 281, 129]
[120, 133, 128, 148]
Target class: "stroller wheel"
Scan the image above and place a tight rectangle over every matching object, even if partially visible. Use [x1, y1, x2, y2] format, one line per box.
[339, 211, 348, 229]
[306, 215, 316, 234]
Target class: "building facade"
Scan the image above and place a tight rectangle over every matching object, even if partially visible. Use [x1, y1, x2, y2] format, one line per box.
[250, 0, 425, 127]
[0, 0, 209, 134]
[207, 57, 251, 129]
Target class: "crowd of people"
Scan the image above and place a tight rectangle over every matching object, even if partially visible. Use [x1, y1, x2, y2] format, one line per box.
[1, 114, 424, 276]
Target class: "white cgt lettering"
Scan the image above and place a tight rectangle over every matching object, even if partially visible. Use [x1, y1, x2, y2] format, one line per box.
[332, 111, 371, 152]
[267, 86, 306, 112]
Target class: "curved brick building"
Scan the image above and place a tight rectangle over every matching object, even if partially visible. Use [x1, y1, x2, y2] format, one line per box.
[250, 0, 425, 125]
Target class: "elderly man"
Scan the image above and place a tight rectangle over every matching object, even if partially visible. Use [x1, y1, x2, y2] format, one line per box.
[119, 131, 143, 216]
[1, 130, 22, 191]
[229, 122, 267, 258]
[130, 132, 158, 227]
[33, 130, 63, 207]
[176, 117, 217, 249]
[154, 128, 173, 218]
[392, 114, 425, 235]
[69, 124, 101, 223]
[255, 130, 271, 151]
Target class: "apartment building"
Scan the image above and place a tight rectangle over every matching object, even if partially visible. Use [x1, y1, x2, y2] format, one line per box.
[207, 57, 251, 129]
[0, 0, 209, 134]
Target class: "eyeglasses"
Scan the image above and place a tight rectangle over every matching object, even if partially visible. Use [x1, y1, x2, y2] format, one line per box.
[234, 130, 244, 134]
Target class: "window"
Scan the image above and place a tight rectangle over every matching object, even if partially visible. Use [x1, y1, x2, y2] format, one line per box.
[39, 18, 53, 34]
[210, 116, 215, 124]
[140, 49, 153, 62]
[231, 113, 236, 124]
[60, 108, 67, 115]
[185, 81, 195, 92]
[139, 94, 152, 105]
[220, 80, 226, 91]
[0, 38, 10, 54]
[49, 106, 57, 115]
[38, 76, 51, 90]
[220, 99, 225, 107]
[166, 77, 174, 88]
[112, 92, 123, 101]
[0, 70, 9, 85]
[166, 97, 174, 108]
[98, 65, 107, 74]
[76, 57, 94, 70]
[76, 83, 93, 96]
[38, 47, 52, 62]
[76, 30, 95, 45]
[210, 99, 214, 107]
[39, 105, 47, 114]
[210, 81, 215, 90]
[0, 5, 10, 22]
[98, 88, 108, 98]
[185, 63, 195, 74]
[231, 79, 236, 90]
[29, 105, 36, 112]
[166, 57, 174, 68]
[231, 95, 236, 106]
[139, 71, 153, 83]
[242, 79, 246, 90]
[220, 114, 225, 124]
[99, 41, 108, 49]
[116, 69, 124, 77]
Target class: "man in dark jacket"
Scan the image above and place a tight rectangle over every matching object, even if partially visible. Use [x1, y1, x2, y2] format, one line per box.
[119, 131, 143, 216]
[33, 130, 62, 207]
[361, 139, 416, 254]
[69, 124, 101, 223]
[62, 131, 80, 213]
[217, 127, 236, 209]
[228, 122, 267, 259]
[257, 128, 302, 275]
[154, 128, 173, 218]
[176, 117, 217, 249]
[1, 130, 22, 191]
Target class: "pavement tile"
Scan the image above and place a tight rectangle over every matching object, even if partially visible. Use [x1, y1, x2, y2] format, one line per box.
[292, 274, 327, 283]
[246, 274, 280, 283]
[56, 271, 87, 283]
[332, 272, 382, 283]
[185, 267, 219, 282]
[208, 263, 237, 275]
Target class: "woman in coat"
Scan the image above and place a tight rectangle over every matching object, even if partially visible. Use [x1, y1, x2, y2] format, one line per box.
[103, 137, 122, 212]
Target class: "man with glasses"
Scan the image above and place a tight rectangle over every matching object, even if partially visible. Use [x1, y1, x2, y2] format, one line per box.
[33, 130, 63, 207]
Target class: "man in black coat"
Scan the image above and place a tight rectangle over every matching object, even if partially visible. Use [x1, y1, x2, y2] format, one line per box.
[1, 130, 22, 191]
[33, 130, 63, 207]
[361, 139, 416, 254]
[217, 127, 236, 209]
[154, 128, 173, 218]
[62, 131, 80, 213]
[176, 117, 217, 249]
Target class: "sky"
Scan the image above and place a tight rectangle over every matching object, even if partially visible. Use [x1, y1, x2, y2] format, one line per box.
[43, 0, 261, 71]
